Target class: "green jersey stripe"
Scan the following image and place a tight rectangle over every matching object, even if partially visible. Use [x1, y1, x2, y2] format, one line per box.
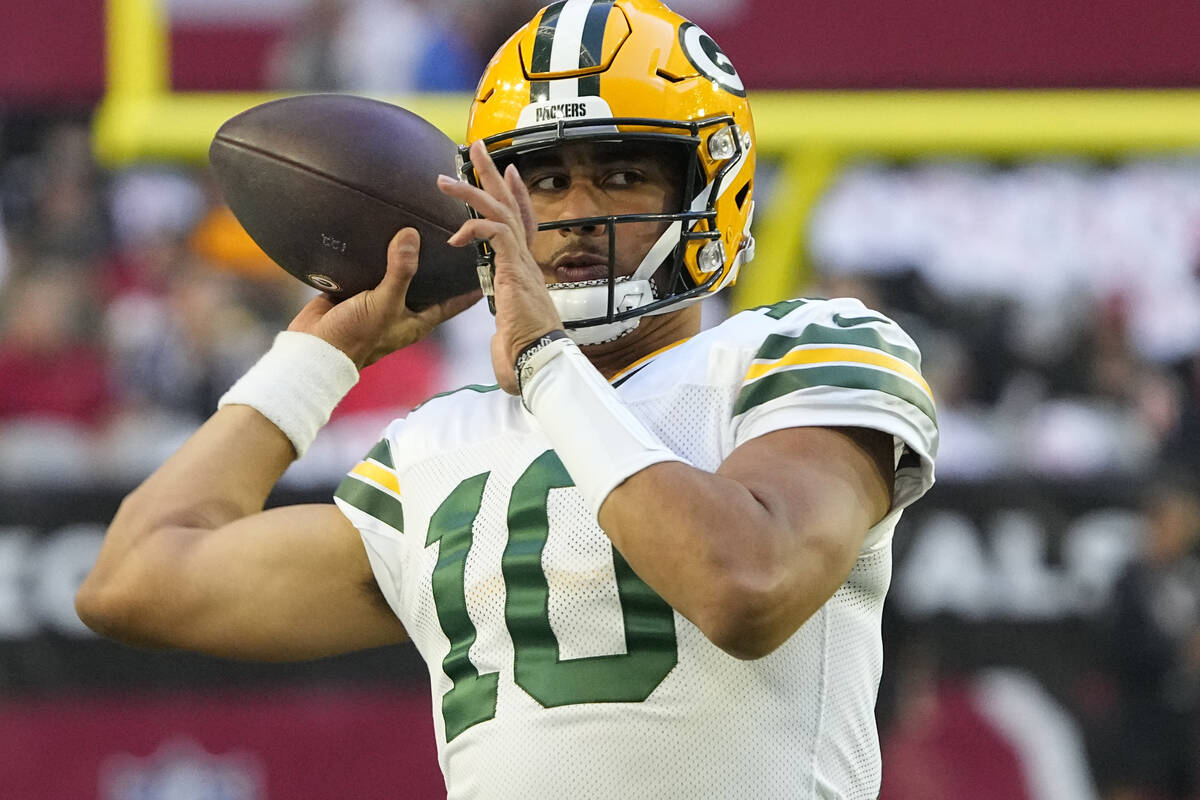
[752, 325, 921, 371]
[336, 475, 405, 532]
[413, 383, 501, 412]
[752, 298, 812, 319]
[734, 363, 937, 423]
[365, 439, 394, 469]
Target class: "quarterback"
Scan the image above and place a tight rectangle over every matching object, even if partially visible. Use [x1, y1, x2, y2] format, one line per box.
[77, 1, 937, 798]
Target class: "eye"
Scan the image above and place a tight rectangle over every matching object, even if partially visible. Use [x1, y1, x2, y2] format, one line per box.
[529, 174, 568, 192]
[603, 170, 645, 188]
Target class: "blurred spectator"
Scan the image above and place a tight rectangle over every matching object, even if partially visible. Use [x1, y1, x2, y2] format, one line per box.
[0, 265, 112, 486]
[267, 0, 484, 93]
[0, 265, 111, 428]
[1164, 354, 1200, 475]
[108, 167, 207, 251]
[1100, 475, 1200, 800]
[1, 121, 109, 266]
[104, 257, 269, 423]
[0, 203, 10, 291]
[265, 0, 344, 91]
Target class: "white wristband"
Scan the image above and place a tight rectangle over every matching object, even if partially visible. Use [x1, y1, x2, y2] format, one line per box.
[218, 331, 359, 457]
[521, 341, 687, 515]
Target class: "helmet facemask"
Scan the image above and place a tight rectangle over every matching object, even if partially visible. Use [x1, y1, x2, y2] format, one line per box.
[459, 114, 748, 345]
[462, 0, 757, 345]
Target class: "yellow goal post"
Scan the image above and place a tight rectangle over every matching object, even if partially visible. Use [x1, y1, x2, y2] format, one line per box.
[94, 0, 1200, 310]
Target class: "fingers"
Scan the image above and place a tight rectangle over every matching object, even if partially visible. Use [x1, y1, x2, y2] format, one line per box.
[415, 287, 483, 328]
[286, 292, 336, 333]
[445, 217, 521, 250]
[438, 175, 517, 232]
[438, 173, 526, 247]
[437, 141, 529, 242]
[505, 163, 538, 242]
[469, 140, 519, 211]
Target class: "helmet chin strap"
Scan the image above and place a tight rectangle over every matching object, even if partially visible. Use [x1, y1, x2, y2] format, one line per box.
[550, 218, 683, 346]
[550, 280, 650, 346]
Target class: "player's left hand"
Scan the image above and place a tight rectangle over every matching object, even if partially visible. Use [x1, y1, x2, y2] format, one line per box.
[439, 140, 563, 394]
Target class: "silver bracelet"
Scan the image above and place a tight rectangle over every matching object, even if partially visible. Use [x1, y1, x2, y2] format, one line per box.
[514, 329, 571, 402]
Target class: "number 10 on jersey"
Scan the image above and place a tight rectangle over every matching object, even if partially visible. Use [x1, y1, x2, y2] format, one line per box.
[425, 450, 679, 741]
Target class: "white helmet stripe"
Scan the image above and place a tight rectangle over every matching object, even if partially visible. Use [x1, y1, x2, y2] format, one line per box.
[548, 0, 592, 99]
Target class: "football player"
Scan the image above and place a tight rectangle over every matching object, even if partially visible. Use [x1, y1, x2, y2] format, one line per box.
[78, 1, 937, 797]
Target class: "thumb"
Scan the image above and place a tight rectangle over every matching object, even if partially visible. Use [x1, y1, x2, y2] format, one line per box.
[376, 228, 421, 306]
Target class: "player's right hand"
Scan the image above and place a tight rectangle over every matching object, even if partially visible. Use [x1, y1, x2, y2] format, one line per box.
[287, 228, 481, 370]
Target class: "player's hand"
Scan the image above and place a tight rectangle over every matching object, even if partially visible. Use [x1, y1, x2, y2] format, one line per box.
[438, 140, 564, 394]
[287, 228, 481, 370]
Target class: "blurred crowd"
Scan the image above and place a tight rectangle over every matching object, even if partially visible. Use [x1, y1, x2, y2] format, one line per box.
[3, 119, 1200, 492]
[809, 158, 1200, 483]
[0, 119, 495, 488]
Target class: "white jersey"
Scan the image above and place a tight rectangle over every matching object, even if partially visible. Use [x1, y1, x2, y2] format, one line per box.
[334, 297, 938, 800]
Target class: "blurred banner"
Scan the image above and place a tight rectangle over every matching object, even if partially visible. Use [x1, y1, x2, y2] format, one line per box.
[0, 480, 1157, 798]
[0, 480, 1144, 692]
[0, 487, 445, 797]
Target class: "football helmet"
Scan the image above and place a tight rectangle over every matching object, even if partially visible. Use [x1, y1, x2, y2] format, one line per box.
[463, 0, 756, 345]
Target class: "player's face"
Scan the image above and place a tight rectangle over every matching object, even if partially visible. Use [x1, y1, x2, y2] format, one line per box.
[515, 142, 682, 285]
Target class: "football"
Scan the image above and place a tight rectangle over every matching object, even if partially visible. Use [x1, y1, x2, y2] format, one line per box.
[208, 94, 479, 308]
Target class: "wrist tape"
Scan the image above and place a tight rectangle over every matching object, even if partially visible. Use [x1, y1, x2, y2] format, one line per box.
[218, 331, 359, 457]
[521, 340, 687, 515]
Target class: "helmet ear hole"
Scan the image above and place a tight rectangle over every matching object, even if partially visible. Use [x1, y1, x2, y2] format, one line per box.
[735, 180, 752, 210]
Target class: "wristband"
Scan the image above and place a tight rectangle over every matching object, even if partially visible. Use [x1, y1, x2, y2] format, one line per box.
[514, 329, 570, 401]
[218, 331, 359, 457]
[522, 341, 688, 515]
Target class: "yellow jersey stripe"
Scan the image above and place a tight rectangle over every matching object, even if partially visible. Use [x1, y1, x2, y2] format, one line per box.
[746, 345, 934, 402]
[351, 459, 400, 494]
[609, 336, 693, 383]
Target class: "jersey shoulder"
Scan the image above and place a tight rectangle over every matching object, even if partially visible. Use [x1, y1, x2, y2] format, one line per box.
[716, 296, 938, 511]
[722, 296, 932, 419]
[333, 382, 523, 528]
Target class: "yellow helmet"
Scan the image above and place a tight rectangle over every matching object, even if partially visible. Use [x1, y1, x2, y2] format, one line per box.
[463, 0, 756, 344]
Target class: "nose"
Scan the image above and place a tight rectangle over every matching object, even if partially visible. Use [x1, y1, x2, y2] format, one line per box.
[555, 183, 608, 237]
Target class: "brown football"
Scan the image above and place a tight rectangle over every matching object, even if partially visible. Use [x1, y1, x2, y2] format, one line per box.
[209, 94, 478, 308]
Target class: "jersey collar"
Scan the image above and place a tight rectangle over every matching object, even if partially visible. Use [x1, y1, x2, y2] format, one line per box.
[609, 336, 692, 387]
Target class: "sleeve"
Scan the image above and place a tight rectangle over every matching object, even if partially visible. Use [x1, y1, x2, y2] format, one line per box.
[729, 297, 938, 515]
[332, 423, 409, 619]
[333, 435, 405, 533]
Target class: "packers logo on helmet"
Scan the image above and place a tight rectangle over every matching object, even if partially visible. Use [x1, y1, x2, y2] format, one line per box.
[464, 0, 756, 345]
[678, 22, 745, 97]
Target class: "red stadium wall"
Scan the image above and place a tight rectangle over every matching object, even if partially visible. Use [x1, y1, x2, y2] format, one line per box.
[0, 689, 444, 799]
[0, 0, 105, 105]
[706, 0, 1200, 89]
[2, 0, 1199, 105]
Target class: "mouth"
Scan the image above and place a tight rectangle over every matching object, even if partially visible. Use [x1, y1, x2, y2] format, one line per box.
[551, 253, 611, 284]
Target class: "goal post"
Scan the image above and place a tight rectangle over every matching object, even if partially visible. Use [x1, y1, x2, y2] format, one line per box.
[94, 0, 1200, 310]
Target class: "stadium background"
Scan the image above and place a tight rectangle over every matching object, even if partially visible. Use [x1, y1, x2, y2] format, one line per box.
[2, 0, 1200, 797]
